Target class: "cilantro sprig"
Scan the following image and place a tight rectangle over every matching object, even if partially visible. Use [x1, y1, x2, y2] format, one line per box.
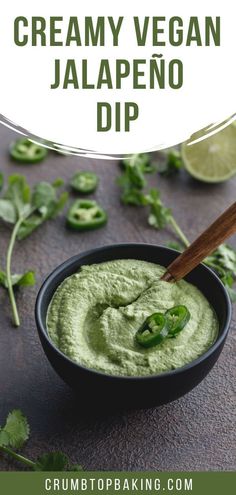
[0, 410, 82, 471]
[144, 189, 190, 248]
[0, 174, 68, 326]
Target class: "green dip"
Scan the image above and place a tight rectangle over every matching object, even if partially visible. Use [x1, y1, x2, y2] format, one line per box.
[47, 259, 218, 377]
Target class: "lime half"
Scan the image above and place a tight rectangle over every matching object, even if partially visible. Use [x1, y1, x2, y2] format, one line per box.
[181, 124, 236, 183]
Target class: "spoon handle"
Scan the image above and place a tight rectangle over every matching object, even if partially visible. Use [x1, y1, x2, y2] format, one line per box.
[161, 201, 236, 282]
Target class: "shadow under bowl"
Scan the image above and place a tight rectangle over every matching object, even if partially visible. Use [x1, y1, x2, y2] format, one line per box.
[35, 244, 231, 409]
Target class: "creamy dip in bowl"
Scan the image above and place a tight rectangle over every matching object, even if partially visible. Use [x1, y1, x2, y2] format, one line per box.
[35, 244, 231, 408]
[47, 259, 218, 377]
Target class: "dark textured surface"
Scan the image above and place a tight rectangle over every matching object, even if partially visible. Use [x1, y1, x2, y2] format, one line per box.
[0, 125, 235, 471]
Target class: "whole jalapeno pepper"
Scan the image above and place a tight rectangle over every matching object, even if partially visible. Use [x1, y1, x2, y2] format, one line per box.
[165, 305, 190, 337]
[10, 138, 48, 163]
[67, 199, 107, 231]
[135, 312, 169, 348]
[70, 171, 98, 194]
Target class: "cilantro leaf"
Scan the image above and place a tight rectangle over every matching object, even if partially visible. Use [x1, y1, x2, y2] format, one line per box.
[118, 154, 157, 206]
[226, 286, 236, 302]
[204, 244, 236, 301]
[213, 244, 236, 272]
[121, 188, 146, 206]
[0, 172, 4, 192]
[48, 191, 69, 219]
[13, 271, 36, 287]
[17, 185, 68, 240]
[118, 154, 151, 205]
[0, 410, 83, 471]
[34, 452, 69, 471]
[2, 410, 30, 449]
[118, 163, 146, 190]
[0, 270, 35, 289]
[32, 182, 56, 209]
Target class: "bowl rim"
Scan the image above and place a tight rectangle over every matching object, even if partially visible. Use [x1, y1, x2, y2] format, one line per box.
[35, 243, 232, 382]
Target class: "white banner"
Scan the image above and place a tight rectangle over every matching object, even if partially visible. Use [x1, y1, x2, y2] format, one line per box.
[0, 0, 235, 156]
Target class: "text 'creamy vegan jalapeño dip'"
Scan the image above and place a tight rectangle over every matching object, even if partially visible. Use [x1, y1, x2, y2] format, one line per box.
[47, 259, 218, 377]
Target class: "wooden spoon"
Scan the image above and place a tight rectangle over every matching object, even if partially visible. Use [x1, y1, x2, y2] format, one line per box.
[161, 201, 236, 282]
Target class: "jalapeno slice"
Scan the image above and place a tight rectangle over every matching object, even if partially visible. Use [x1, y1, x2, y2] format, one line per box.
[70, 171, 98, 194]
[10, 138, 48, 163]
[165, 305, 190, 337]
[136, 313, 169, 348]
[67, 199, 107, 231]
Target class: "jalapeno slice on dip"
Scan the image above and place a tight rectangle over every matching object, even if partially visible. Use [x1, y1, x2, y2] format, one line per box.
[10, 138, 48, 163]
[136, 313, 169, 348]
[67, 199, 107, 231]
[165, 305, 190, 337]
[136, 305, 191, 348]
[70, 171, 98, 194]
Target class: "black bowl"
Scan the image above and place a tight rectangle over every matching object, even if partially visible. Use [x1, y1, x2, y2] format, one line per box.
[35, 244, 231, 409]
